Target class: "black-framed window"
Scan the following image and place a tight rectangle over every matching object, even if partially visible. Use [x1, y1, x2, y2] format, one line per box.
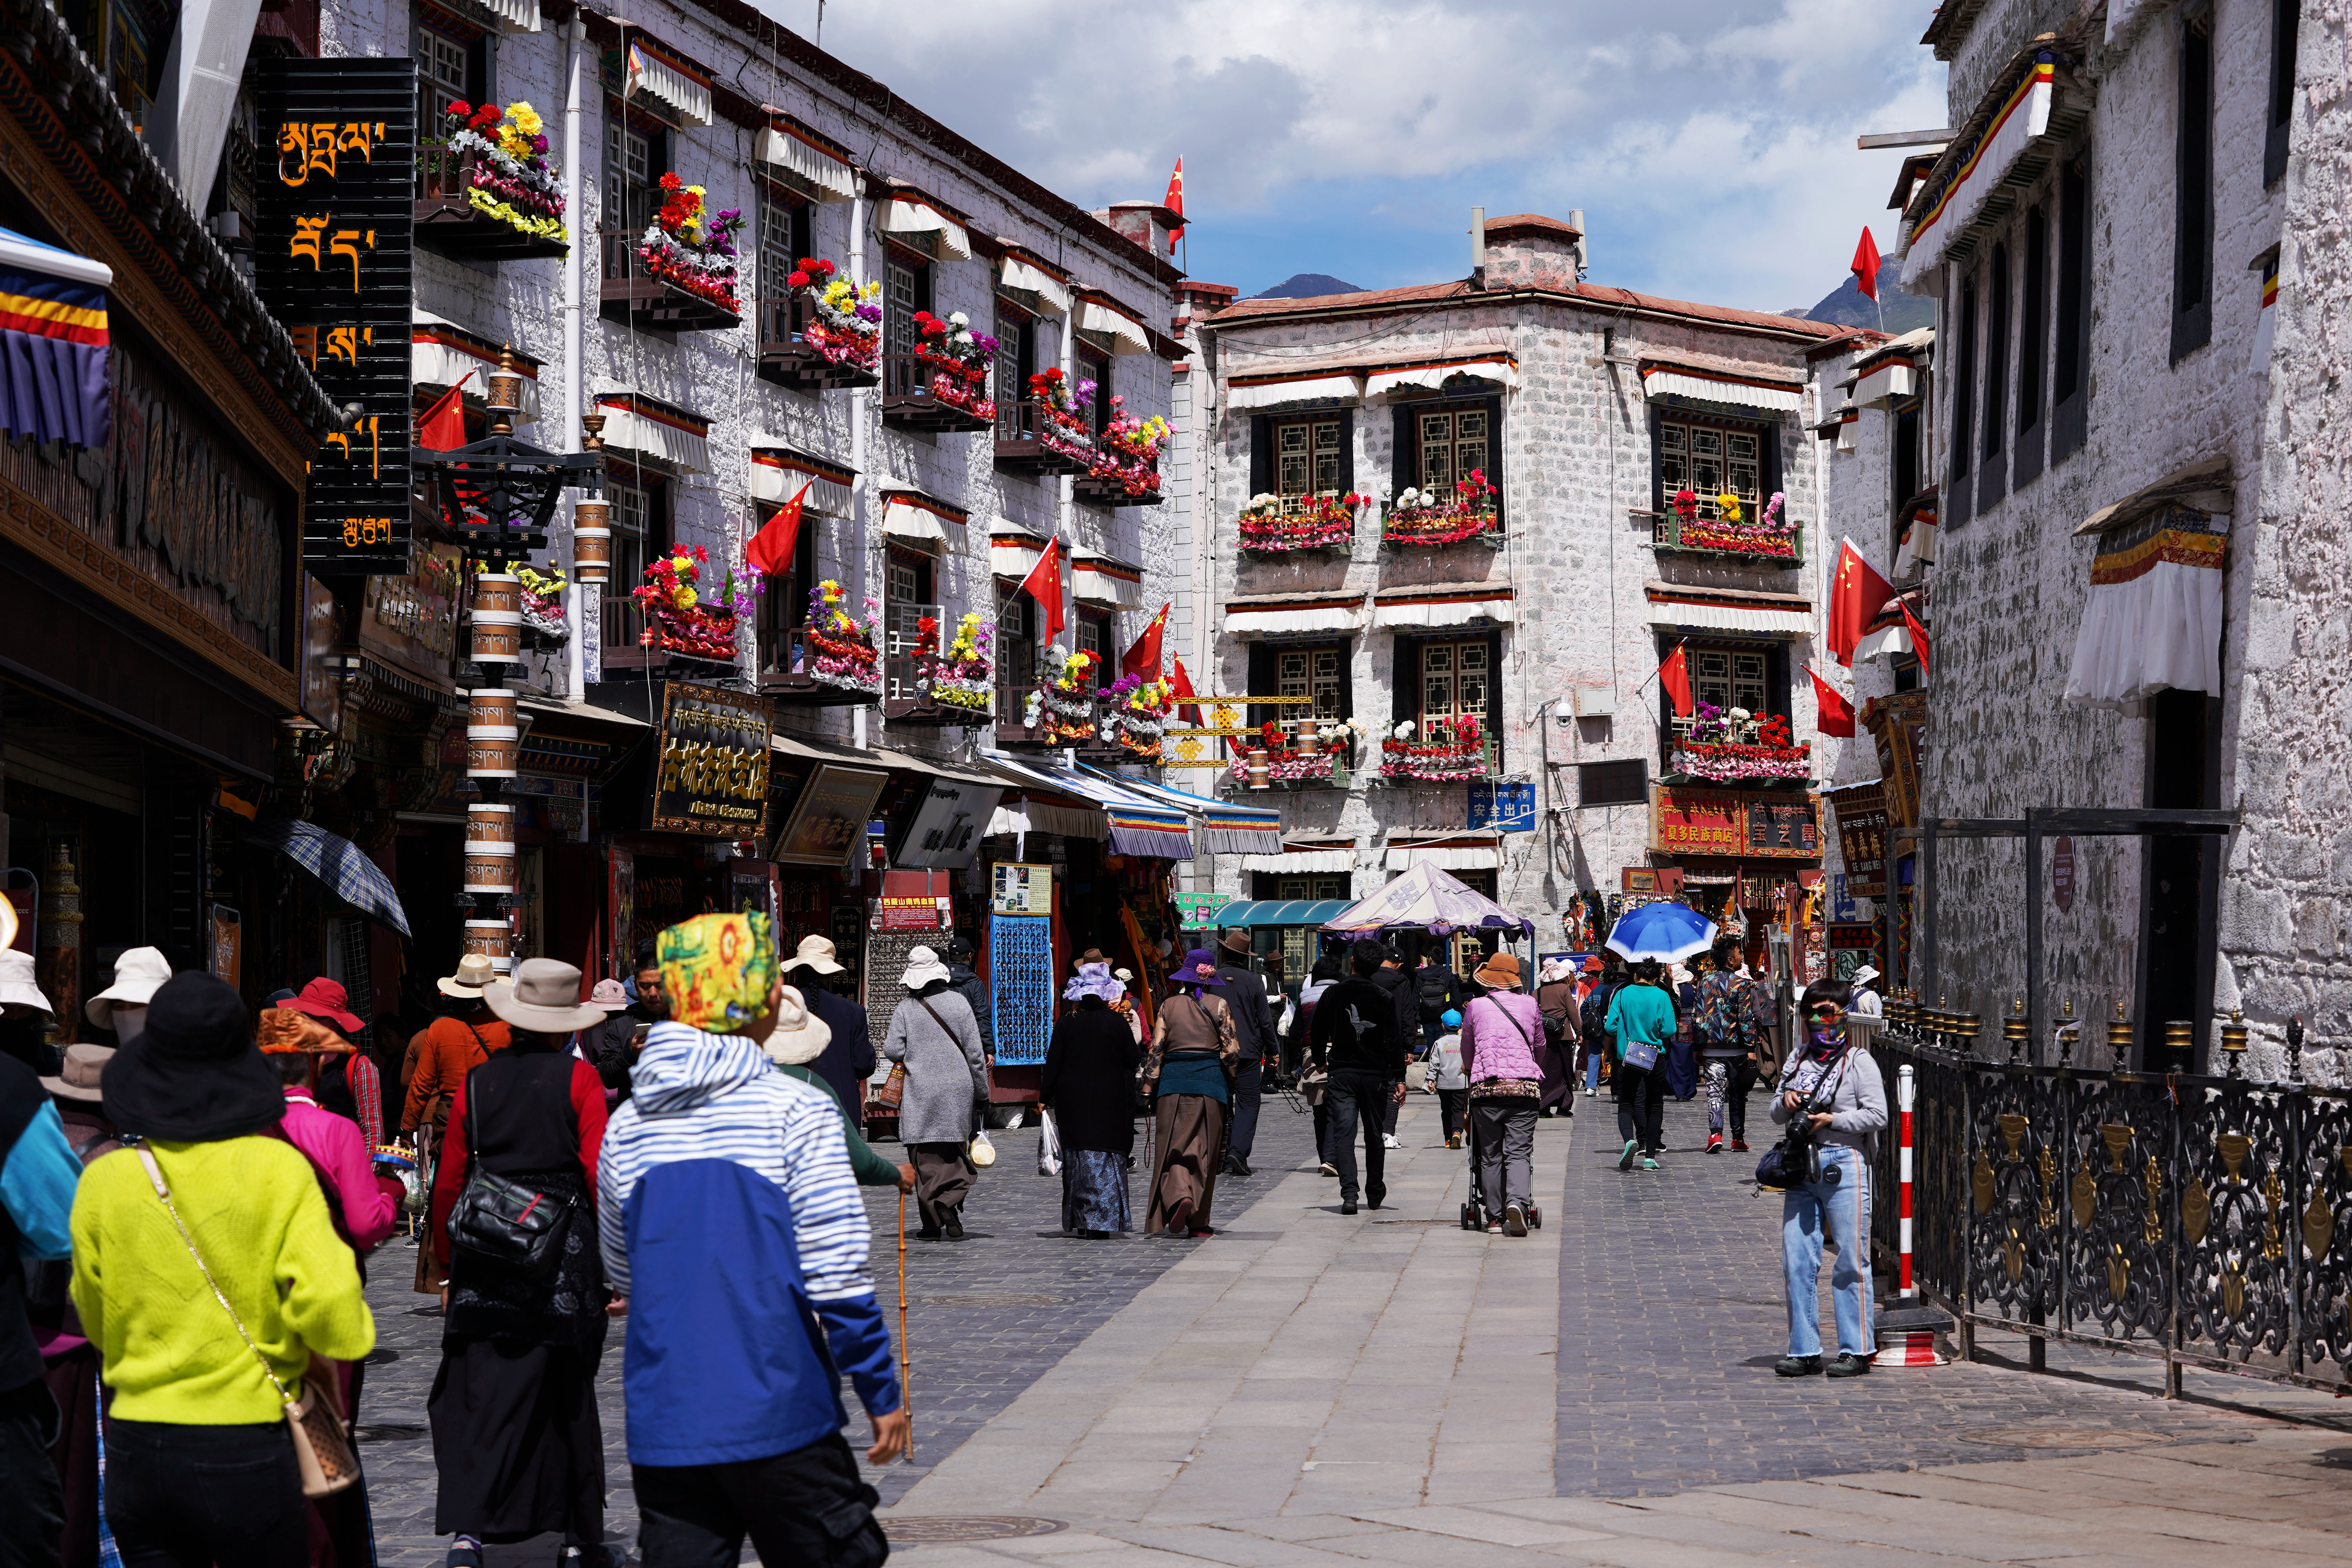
[1947, 277, 1977, 524]
[599, 477, 663, 649]
[1578, 759, 1648, 808]
[1393, 392, 1505, 526]
[1247, 640, 1353, 737]
[882, 547, 936, 702]
[604, 116, 665, 233]
[759, 189, 811, 301]
[1891, 398, 1922, 525]
[1659, 637, 1789, 767]
[995, 577, 1035, 724]
[884, 243, 932, 358]
[2052, 148, 2092, 463]
[1277, 412, 1345, 496]
[1074, 343, 1111, 438]
[2014, 205, 2048, 490]
[2268, 0, 2301, 186]
[417, 20, 484, 127]
[2172, 6, 2215, 363]
[1390, 632, 1501, 768]
[754, 503, 818, 673]
[1656, 414, 1769, 522]
[1978, 243, 2010, 509]
[1074, 608, 1112, 688]
[993, 298, 1034, 418]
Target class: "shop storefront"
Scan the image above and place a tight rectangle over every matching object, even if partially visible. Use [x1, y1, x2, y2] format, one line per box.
[1647, 783, 1825, 982]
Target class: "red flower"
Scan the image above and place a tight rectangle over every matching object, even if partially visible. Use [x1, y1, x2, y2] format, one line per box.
[690, 545, 709, 563]
[659, 172, 683, 192]
[788, 270, 810, 289]
[446, 101, 471, 120]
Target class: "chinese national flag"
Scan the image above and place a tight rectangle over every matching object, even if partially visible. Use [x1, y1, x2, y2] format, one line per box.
[1171, 653, 1199, 722]
[1164, 158, 1184, 254]
[1900, 595, 1932, 677]
[1807, 666, 1857, 737]
[1851, 226, 1882, 303]
[1659, 642, 1693, 719]
[419, 378, 470, 451]
[1826, 538, 1895, 668]
[745, 482, 810, 577]
[1122, 602, 1169, 679]
[1018, 536, 1065, 641]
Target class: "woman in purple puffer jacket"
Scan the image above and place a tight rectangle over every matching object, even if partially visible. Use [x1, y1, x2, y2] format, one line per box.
[1459, 952, 1545, 1236]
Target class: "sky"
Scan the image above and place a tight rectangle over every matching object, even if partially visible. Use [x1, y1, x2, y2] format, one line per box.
[773, 0, 1952, 313]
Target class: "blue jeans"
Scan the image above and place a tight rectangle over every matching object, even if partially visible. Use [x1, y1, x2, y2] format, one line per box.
[1583, 1043, 1602, 1091]
[1782, 1143, 1874, 1358]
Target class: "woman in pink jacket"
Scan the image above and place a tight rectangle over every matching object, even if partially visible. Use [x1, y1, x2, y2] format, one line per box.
[1459, 953, 1545, 1236]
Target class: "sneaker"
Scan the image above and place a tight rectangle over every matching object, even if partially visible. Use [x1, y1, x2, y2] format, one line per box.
[1445, 1134, 1462, 1150]
[1382, 1134, 1401, 1149]
[1485, 1221, 1503, 1234]
[1775, 1354, 1823, 1377]
[1826, 1353, 1875, 1378]
[1584, 1085, 1597, 1097]
[1706, 1134, 1724, 1154]
[1731, 1139, 1750, 1152]
[1504, 1202, 1528, 1237]
[1619, 1140, 1638, 1171]
[1340, 1199, 1359, 1216]
[1641, 1157, 1659, 1171]
[1319, 1161, 1339, 1177]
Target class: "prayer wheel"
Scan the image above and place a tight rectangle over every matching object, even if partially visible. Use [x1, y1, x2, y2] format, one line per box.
[1246, 748, 1270, 790]
[572, 497, 611, 583]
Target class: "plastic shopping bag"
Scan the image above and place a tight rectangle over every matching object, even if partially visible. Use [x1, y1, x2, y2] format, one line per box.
[1036, 1109, 1063, 1177]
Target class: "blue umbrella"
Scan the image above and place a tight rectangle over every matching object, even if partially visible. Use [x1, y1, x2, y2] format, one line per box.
[246, 819, 413, 938]
[1604, 901, 1717, 965]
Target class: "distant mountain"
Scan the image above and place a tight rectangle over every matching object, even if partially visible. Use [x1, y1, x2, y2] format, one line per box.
[1248, 272, 1365, 300]
[1803, 258, 1935, 333]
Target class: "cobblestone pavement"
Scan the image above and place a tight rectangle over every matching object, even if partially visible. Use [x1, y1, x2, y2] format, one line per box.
[354, 1096, 1319, 1565]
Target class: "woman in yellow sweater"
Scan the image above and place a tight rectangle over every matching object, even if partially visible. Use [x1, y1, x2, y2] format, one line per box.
[69, 972, 375, 1568]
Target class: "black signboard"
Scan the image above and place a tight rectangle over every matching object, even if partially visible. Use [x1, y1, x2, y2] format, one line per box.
[252, 58, 416, 575]
[651, 682, 775, 838]
[1746, 798, 1820, 856]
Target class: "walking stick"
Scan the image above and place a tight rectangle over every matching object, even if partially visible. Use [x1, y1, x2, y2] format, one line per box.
[896, 1187, 913, 1462]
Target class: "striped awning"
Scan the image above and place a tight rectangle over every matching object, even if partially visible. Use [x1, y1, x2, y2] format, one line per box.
[0, 225, 110, 449]
[756, 117, 856, 202]
[1224, 592, 1365, 638]
[1644, 583, 1815, 638]
[1639, 357, 1806, 414]
[593, 390, 709, 473]
[1372, 583, 1513, 629]
[1226, 368, 1364, 411]
[990, 528, 1047, 576]
[624, 35, 713, 127]
[879, 490, 966, 550]
[1363, 351, 1517, 401]
[1384, 838, 1501, 872]
[982, 755, 1191, 858]
[1853, 354, 1922, 409]
[1076, 292, 1152, 356]
[1073, 551, 1143, 609]
[998, 251, 1070, 316]
[413, 315, 542, 423]
[480, 0, 538, 30]
[880, 190, 972, 261]
[750, 445, 854, 514]
[1901, 53, 2058, 289]
[1091, 771, 1284, 855]
[1238, 846, 1355, 874]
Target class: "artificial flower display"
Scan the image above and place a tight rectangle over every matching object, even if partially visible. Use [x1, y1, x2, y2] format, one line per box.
[1238, 490, 1362, 552]
[912, 309, 999, 419]
[516, 564, 569, 642]
[1672, 700, 1809, 782]
[790, 257, 882, 372]
[1379, 713, 1486, 782]
[443, 101, 567, 243]
[638, 172, 744, 313]
[1102, 672, 1175, 761]
[1084, 395, 1168, 496]
[1383, 468, 1500, 547]
[1225, 717, 1353, 784]
[632, 545, 748, 662]
[1028, 643, 1098, 742]
[1027, 368, 1096, 464]
[913, 610, 994, 712]
[805, 579, 882, 692]
[1679, 489, 1797, 557]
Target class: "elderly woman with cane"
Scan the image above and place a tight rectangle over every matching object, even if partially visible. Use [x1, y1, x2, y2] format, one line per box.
[1141, 949, 1240, 1238]
[884, 946, 988, 1241]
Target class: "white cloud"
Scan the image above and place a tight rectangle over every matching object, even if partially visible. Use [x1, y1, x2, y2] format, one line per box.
[776, 0, 1950, 310]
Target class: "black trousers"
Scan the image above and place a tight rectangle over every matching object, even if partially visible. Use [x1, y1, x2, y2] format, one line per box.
[105, 1418, 307, 1568]
[1436, 1087, 1468, 1140]
[1227, 1060, 1263, 1159]
[1323, 1070, 1391, 1206]
[1613, 1062, 1666, 1154]
[633, 1431, 886, 1568]
[1312, 1099, 1331, 1163]
[0, 1377, 62, 1568]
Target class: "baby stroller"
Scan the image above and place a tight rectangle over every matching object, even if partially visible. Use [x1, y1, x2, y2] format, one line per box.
[1457, 1108, 1544, 1232]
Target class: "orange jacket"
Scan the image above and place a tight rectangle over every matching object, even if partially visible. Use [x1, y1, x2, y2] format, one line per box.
[400, 1014, 512, 1132]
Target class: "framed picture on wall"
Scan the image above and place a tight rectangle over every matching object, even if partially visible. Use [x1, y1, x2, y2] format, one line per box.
[771, 764, 891, 866]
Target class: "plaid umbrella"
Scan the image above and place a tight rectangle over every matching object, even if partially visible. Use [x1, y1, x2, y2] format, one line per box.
[246, 819, 412, 937]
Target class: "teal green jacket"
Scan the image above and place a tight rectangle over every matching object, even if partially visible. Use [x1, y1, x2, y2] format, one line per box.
[775, 1062, 903, 1187]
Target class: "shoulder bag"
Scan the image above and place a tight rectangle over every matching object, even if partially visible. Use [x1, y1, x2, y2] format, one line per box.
[446, 1071, 575, 1280]
[133, 1145, 359, 1498]
[1754, 1049, 1850, 1192]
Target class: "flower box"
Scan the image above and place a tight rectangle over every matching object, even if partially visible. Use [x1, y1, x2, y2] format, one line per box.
[805, 580, 883, 693]
[1026, 644, 1099, 743]
[416, 102, 568, 261]
[1240, 491, 1363, 553]
[1382, 470, 1499, 549]
[1073, 396, 1168, 506]
[1102, 673, 1174, 763]
[518, 566, 569, 644]
[1653, 490, 1803, 563]
[1378, 717, 1491, 782]
[761, 259, 881, 391]
[907, 611, 994, 721]
[633, 545, 760, 663]
[1671, 741, 1812, 783]
[602, 174, 742, 330]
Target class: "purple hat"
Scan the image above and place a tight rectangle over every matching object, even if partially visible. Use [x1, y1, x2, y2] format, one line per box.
[1063, 962, 1127, 1005]
[1169, 949, 1226, 993]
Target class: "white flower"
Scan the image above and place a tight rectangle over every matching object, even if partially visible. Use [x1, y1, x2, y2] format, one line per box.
[1729, 708, 1751, 720]
[1394, 720, 1414, 740]
[949, 311, 969, 327]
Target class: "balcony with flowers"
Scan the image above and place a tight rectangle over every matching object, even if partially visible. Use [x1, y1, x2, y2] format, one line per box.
[1381, 470, 1499, 550]
[883, 310, 996, 432]
[1650, 489, 1805, 564]
[996, 368, 1097, 477]
[1667, 703, 1811, 786]
[1377, 715, 1494, 783]
[1000, 643, 1098, 749]
[884, 609, 994, 726]
[1238, 490, 1364, 555]
[1101, 673, 1175, 763]
[601, 174, 742, 332]
[758, 257, 881, 393]
[632, 545, 755, 667]
[416, 100, 568, 262]
[1074, 397, 1167, 507]
[1227, 718, 1359, 790]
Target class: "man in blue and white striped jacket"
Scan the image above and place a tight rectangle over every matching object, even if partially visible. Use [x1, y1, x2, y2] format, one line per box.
[600, 909, 907, 1567]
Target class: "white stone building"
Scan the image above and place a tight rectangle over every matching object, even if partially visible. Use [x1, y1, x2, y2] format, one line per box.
[1167, 216, 1856, 969]
[1880, 0, 2330, 1074]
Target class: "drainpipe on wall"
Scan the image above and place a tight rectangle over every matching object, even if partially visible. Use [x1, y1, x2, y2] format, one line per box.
[849, 186, 869, 750]
[562, 13, 588, 701]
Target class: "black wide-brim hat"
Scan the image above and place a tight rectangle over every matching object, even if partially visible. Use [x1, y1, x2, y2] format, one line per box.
[103, 972, 285, 1143]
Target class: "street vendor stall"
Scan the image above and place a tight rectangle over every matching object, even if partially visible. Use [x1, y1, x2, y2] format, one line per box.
[1207, 898, 1354, 983]
[1321, 861, 1536, 977]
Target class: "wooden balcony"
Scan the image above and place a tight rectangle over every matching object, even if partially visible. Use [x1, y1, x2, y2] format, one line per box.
[1369, 736, 1501, 786]
[1642, 508, 1806, 566]
[1073, 458, 1163, 508]
[994, 398, 1092, 476]
[756, 295, 878, 393]
[881, 352, 993, 433]
[600, 231, 740, 333]
[414, 143, 569, 262]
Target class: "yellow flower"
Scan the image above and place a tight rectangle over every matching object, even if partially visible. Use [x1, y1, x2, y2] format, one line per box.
[508, 102, 543, 137]
[1717, 492, 1743, 523]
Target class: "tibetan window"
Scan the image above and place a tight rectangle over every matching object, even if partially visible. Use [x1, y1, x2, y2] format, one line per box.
[1657, 418, 1763, 522]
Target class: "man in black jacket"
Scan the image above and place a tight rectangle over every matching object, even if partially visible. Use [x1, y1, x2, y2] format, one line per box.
[1367, 946, 1418, 1145]
[784, 934, 876, 1126]
[942, 936, 995, 1067]
[1413, 953, 1462, 1052]
[1213, 929, 1277, 1177]
[1309, 939, 1411, 1214]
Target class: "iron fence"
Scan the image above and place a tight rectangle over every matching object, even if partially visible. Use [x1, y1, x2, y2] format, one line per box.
[1869, 1022, 2352, 1392]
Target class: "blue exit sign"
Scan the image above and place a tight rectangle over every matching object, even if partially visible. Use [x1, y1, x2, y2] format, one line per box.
[1468, 779, 1535, 831]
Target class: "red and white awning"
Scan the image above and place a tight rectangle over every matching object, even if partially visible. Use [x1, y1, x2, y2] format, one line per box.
[2064, 505, 2229, 708]
[750, 445, 855, 514]
[1900, 54, 2056, 289]
[1639, 359, 1805, 414]
[593, 390, 708, 473]
[1853, 355, 1920, 409]
[990, 528, 1047, 577]
[1363, 351, 1517, 401]
[880, 191, 971, 261]
[1240, 843, 1356, 874]
[1224, 593, 1365, 637]
[624, 36, 713, 127]
[1644, 583, 1815, 639]
[757, 118, 856, 203]
[1226, 367, 1364, 411]
[413, 315, 541, 422]
[1371, 583, 1514, 629]
[1076, 292, 1153, 356]
[1073, 551, 1143, 609]
[1384, 837, 1501, 872]
[880, 490, 966, 550]
[999, 253, 1070, 316]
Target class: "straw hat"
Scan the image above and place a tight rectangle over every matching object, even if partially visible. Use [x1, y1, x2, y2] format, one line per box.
[438, 953, 498, 999]
[86, 947, 171, 1029]
[760, 985, 833, 1067]
[782, 933, 848, 976]
[485, 959, 610, 1034]
[1473, 952, 1523, 990]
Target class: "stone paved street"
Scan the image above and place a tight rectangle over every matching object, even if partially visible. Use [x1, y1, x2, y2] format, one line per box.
[356, 1090, 2352, 1566]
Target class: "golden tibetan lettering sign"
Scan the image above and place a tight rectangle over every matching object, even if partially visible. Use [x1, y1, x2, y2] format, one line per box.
[652, 681, 775, 837]
[1649, 785, 1820, 860]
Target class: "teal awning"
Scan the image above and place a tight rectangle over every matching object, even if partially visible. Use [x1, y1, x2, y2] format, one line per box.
[1205, 898, 1354, 928]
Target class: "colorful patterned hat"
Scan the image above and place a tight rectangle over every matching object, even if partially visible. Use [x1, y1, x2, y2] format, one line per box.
[658, 911, 780, 1033]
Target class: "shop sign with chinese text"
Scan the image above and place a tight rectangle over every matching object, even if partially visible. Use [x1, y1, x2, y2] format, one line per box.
[1824, 781, 1889, 899]
[650, 682, 775, 837]
[252, 58, 416, 574]
[1468, 779, 1535, 832]
[1649, 785, 1820, 860]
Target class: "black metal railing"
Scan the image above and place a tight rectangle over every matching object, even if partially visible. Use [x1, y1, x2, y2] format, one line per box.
[1867, 1012, 2352, 1392]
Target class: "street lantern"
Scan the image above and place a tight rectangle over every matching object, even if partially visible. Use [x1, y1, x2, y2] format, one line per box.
[411, 345, 606, 562]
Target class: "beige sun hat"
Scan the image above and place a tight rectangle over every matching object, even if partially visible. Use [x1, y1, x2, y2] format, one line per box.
[760, 985, 833, 1066]
[0, 949, 53, 1015]
[901, 945, 951, 990]
[782, 933, 847, 976]
[39, 1042, 113, 1103]
[437, 953, 498, 999]
[484, 958, 610, 1033]
[85, 947, 172, 1029]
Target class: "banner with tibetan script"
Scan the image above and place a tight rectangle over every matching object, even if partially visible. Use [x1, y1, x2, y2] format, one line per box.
[650, 681, 775, 838]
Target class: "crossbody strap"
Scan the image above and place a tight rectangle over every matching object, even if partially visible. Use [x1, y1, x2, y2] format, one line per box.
[132, 1145, 298, 1409]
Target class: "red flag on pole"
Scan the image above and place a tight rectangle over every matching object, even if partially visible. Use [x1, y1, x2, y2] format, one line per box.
[1807, 666, 1857, 737]
[1122, 602, 1169, 679]
[1659, 642, 1693, 719]
[1018, 536, 1065, 641]
[1851, 226, 1882, 303]
[1826, 538, 1896, 668]
[1899, 595, 1932, 677]
[1170, 653, 1199, 722]
[419, 376, 472, 451]
[1163, 158, 1185, 254]
[744, 481, 811, 577]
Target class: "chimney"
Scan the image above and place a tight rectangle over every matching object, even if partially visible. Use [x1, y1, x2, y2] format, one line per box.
[1470, 206, 1486, 289]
